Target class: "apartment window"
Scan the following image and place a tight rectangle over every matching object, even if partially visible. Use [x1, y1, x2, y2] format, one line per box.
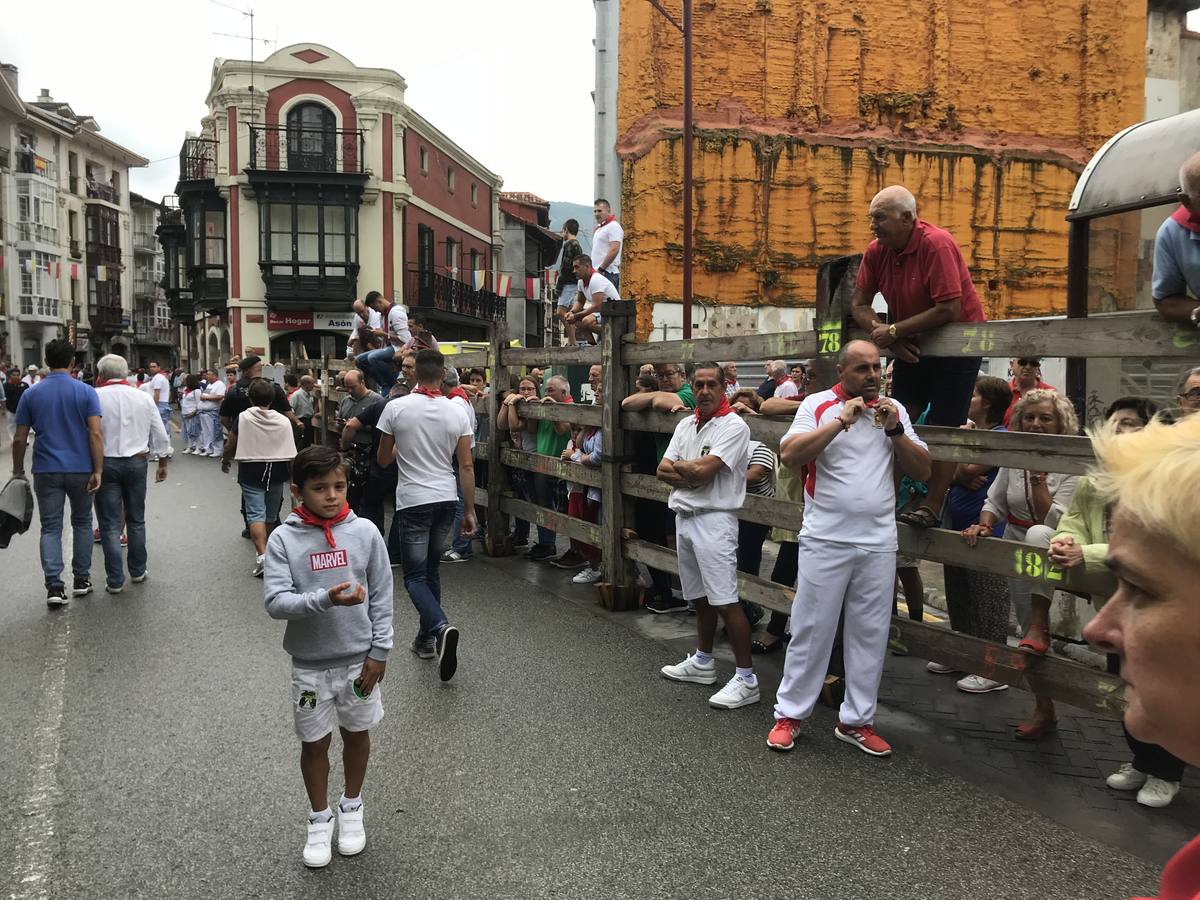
[68, 210, 78, 241]
[18, 250, 61, 319]
[261, 199, 358, 277]
[286, 102, 336, 171]
[419, 146, 428, 174]
[470, 182, 478, 207]
[445, 238, 458, 275]
[447, 166, 455, 193]
[469, 250, 480, 273]
[111, 171, 120, 194]
[190, 208, 226, 269]
[17, 180, 58, 243]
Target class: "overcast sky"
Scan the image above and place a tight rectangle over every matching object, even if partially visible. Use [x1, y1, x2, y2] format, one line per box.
[0, 0, 598, 204]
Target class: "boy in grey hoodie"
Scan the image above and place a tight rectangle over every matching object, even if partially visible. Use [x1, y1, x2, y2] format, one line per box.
[264, 445, 393, 869]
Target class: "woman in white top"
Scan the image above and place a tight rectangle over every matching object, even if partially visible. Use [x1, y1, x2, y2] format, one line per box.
[961, 389, 1079, 740]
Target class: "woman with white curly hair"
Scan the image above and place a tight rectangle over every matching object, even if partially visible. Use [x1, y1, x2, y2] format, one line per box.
[960, 388, 1079, 740]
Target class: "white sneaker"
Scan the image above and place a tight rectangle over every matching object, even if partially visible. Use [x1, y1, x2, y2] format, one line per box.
[336, 802, 366, 855]
[572, 566, 602, 584]
[709, 675, 760, 709]
[302, 814, 335, 868]
[131, 571, 148, 584]
[660, 654, 718, 685]
[253, 555, 265, 578]
[1137, 777, 1181, 808]
[1106, 762, 1148, 791]
[956, 674, 1009, 694]
[926, 661, 955, 674]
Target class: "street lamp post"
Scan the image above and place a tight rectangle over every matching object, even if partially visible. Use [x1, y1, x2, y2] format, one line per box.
[647, 0, 694, 339]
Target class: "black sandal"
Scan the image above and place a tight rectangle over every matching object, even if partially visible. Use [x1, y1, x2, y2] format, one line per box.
[752, 637, 784, 655]
[898, 505, 939, 528]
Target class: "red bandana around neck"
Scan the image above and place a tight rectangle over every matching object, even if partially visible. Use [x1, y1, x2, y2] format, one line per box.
[96, 378, 134, 389]
[1171, 204, 1200, 235]
[447, 386, 469, 402]
[695, 395, 734, 430]
[413, 386, 443, 399]
[295, 502, 350, 549]
[831, 383, 878, 407]
[600, 215, 616, 227]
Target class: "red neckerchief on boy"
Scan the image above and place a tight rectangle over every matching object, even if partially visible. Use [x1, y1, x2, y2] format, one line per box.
[295, 502, 351, 549]
[695, 395, 734, 431]
[1170, 204, 1200, 235]
[413, 386, 442, 399]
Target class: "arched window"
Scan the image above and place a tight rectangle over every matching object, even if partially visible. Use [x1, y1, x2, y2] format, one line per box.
[286, 102, 336, 172]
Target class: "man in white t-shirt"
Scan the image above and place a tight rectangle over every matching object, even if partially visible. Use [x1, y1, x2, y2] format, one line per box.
[140, 361, 173, 438]
[356, 291, 412, 393]
[566, 256, 619, 345]
[656, 362, 759, 710]
[767, 340, 930, 758]
[197, 369, 227, 456]
[590, 198, 623, 290]
[766, 360, 798, 400]
[375, 349, 474, 682]
[347, 298, 384, 357]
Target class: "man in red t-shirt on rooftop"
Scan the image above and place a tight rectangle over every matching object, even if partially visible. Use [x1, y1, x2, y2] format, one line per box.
[850, 185, 986, 529]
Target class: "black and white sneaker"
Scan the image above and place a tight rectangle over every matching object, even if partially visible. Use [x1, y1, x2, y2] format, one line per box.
[436, 626, 459, 682]
[46, 585, 68, 608]
[645, 595, 689, 614]
[72, 576, 93, 597]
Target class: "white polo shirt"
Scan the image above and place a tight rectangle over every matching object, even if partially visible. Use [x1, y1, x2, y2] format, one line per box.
[773, 379, 799, 400]
[141, 372, 171, 404]
[377, 393, 472, 510]
[591, 219, 624, 272]
[662, 412, 750, 514]
[576, 272, 621, 311]
[782, 386, 927, 552]
[386, 305, 412, 349]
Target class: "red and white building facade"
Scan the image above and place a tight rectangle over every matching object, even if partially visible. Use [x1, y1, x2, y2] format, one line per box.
[158, 43, 505, 367]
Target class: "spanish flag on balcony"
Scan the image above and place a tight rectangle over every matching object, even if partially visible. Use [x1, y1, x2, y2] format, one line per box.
[96, 265, 108, 282]
[472, 270, 486, 291]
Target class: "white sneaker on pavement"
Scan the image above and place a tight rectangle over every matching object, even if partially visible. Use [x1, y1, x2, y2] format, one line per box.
[1106, 763, 1148, 791]
[926, 661, 955, 674]
[572, 566, 602, 584]
[660, 654, 717, 685]
[253, 555, 265, 578]
[708, 675, 760, 709]
[336, 802, 366, 855]
[303, 814, 335, 868]
[956, 674, 1009, 694]
[1137, 777, 1181, 808]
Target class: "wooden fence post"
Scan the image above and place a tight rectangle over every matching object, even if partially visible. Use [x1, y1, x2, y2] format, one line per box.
[484, 319, 513, 557]
[811, 254, 860, 391]
[597, 300, 640, 610]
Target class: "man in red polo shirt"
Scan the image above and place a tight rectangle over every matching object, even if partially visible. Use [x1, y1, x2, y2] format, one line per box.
[1004, 357, 1055, 427]
[850, 185, 986, 529]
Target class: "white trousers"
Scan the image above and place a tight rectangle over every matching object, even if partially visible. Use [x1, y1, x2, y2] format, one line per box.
[773, 538, 896, 727]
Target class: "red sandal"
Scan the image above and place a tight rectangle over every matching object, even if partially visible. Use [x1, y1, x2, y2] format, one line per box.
[1018, 631, 1050, 656]
[1015, 718, 1058, 741]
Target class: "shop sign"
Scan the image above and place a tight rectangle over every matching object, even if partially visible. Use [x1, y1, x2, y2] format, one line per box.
[267, 311, 355, 332]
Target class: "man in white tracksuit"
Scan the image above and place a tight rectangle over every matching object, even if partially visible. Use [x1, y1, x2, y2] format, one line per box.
[656, 361, 759, 710]
[767, 340, 931, 757]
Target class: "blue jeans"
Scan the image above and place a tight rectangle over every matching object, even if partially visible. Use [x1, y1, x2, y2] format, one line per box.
[449, 478, 473, 555]
[356, 346, 398, 393]
[33, 472, 94, 588]
[399, 501, 456, 643]
[97, 457, 148, 588]
[156, 403, 172, 440]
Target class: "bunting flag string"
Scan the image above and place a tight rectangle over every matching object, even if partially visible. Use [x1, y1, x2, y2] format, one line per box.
[494, 274, 511, 298]
[472, 270, 486, 291]
[70, 262, 79, 281]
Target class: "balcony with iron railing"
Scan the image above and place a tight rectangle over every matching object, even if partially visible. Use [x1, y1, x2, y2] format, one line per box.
[86, 242, 122, 267]
[134, 228, 158, 253]
[69, 239, 82, 260]
[179, 138, 218, 182]
[86, 180, 120, 204]
[405, 268, 506, 321]
[135, 320, 176, 345]
[246, 125, 366, 175]
[15, 150, 57, 182]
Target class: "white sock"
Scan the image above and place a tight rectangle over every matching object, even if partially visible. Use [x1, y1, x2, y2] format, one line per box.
[736, 666, 757, 685]
[693, 650, 714, 666]
[309, 807, 333, 823]
[339, 794, 362, 812]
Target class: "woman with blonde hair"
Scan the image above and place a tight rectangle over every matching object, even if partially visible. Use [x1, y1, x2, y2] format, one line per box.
[961, 388, 1079, 739]
[1083, 413, 1200, 899]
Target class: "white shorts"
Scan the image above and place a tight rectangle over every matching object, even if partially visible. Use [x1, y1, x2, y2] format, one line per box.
[674, 510, 739, 605]
[291, 661, 383, 743]
[557, 283, 579, 309]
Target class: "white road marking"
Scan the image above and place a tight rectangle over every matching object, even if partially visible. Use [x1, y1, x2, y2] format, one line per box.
[8, 613, 70, 900]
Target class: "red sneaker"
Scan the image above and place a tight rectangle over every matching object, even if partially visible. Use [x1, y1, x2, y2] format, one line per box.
[834, 722, 892, 757]
[119, 533, 128, 547]
[767, 717, 803, 752]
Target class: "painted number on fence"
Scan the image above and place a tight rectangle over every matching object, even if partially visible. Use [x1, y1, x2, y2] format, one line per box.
[961, 327, 995, 354]
[1172, 328, 1198, 350]
[1013, 549, 1064, 582]
[818, 323, 842, 354]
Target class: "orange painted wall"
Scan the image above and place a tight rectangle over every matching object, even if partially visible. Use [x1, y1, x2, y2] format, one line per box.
[616, 0, 1147, 334]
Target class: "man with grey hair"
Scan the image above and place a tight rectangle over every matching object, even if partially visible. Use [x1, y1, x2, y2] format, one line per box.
[1152, 151, 1200, 328]
[850, 184, 986, 530]
[1177, 365, 1200, 418]
[768, 359, 799, 400]
[94, 354, 171, 594]
[721, 361, 740, 397]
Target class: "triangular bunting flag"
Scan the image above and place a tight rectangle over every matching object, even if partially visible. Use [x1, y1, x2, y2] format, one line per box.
[495, 274, 510, 298]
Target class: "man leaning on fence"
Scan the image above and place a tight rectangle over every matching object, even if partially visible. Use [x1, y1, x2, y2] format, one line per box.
[850, 185, 986, 532]
[767, 340, 930, 758]
[1152, 150, 1200, 329]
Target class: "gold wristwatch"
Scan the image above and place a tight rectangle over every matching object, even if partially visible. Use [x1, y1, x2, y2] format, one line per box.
[888, 323, 898, 338]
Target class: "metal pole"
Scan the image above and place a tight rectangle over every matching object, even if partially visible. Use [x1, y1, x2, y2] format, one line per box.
[682, 0, 693, 339]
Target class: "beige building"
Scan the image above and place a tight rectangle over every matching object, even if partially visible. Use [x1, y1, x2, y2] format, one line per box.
[161, 43, 507, 368]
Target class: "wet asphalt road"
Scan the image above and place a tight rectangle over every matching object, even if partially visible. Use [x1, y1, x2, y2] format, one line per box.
[0, 451, 1164, 900]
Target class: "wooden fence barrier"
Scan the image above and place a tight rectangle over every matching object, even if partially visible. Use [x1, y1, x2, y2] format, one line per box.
[477, 301, 1200, 719]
